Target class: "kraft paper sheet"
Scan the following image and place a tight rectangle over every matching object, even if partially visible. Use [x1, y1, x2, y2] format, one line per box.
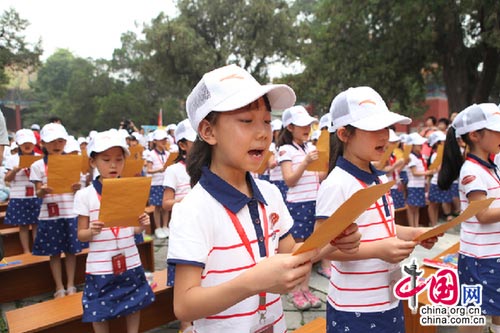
[294, 180, 395, 255]
[47, 155, 82, 194]
[98, 177, 152, 227]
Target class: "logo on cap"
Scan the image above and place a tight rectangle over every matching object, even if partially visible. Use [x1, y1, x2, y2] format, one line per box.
[220, 74, 244, 82]
[359, 99, 376, 106]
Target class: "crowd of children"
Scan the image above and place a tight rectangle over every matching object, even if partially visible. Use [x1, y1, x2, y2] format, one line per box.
[2, 63, 500, 333]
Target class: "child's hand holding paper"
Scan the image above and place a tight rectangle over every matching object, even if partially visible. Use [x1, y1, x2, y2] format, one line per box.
[329, 223, 361, 255]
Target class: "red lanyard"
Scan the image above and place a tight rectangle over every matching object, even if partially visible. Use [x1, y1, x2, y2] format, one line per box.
[466, 157, 500, 186]
[356, 179, 395, 237]
[95, 191, 120, 238]
[224, 202, 269, 312]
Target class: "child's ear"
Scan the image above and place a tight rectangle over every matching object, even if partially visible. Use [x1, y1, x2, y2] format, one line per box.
[198, 119, 217, 145]
[89, 157, 97, 169]
[336, 126, 350, 143]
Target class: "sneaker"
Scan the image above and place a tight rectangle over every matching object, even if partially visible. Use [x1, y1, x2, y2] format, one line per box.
[303, 290, 322, 308]
[290, 290, 311, 310]
[155, 228, 167, 239]
[162, 226, 170, 238]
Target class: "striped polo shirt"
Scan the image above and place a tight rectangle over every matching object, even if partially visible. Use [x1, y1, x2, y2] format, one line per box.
[277, 142, 320, 202]
[316, 156, 400, 313]
[268, 142, 284, 182]
[146, 149, 170, 185]
[30, 158, 76, 220]
[407, 152, 427, 188]
[167, 167, 293, 333]
[459, 154, 500, 258]
[163, 161, 191, 200]
[5, 154, 38, 199]
[73, 181, 141, 274]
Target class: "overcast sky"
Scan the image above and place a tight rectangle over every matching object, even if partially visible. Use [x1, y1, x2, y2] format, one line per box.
[3, 0, 177, 60]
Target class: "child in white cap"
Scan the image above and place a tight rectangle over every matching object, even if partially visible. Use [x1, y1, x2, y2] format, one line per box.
[166, 64, 360, 333]
[74, 129, 153, 333]
[30, 123, 83, 298]
[438, 104, 500, 333]
[268, 118, 288, 200]
[405, 132, 436, 227]
[277, 105, 326, 309]
[4, 129, 42, 253]
[316, 86, 439, 333]
[146, 128, 171, 239]
[162, 118, 197, 333]
[426, 131, 452, 226]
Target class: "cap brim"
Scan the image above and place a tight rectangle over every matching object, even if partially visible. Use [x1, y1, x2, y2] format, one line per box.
[214, 84, 296, 112]
[350, 112, 411, 131]
[486, 121, 500, 133]
[293, 116, 317, 127]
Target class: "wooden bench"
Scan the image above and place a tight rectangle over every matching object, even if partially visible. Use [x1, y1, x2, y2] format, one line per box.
[293, 317, 326, 333]
[0, 226, 34, 256]
[0, 200, 8, 212]
[0, 238, 155, 303]
[0, 211, 10, 230]
[5, 269, 176, 333]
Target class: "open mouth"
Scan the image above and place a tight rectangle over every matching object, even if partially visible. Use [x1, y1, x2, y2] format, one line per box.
[375, 145, 385, 153]
[248, 149, 264, 157]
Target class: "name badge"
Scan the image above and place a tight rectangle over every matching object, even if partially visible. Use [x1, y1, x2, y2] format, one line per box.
[25, 186, 34, 197]
[250, 315, 275, 333]
[112, 253, 127, 275]
[47, 203, 60, 217]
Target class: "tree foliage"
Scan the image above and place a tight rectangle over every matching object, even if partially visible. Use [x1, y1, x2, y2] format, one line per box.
[0, 8, 42, 96]
[293, 0, 500, 116]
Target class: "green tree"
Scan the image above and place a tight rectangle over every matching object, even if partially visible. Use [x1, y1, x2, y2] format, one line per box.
[111, 0, 298, 121]
[294, 0, 500, 116]
[0, 8, 41, 96]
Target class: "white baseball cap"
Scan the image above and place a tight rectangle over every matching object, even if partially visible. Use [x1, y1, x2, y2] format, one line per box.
[452, 103, 500, 136]
[311, 129, 321, 141]
[406, 132, 427, 145]
[329, 86, 411, 132]
[63, 136, 81, 153]
[87, 129, 130, 157]
[282, 105, 317, 127]
[186, 64, 296, 133]
[271, 119, 283, 132]
[152, 128, 168, 141]
[40, 123, 68, 142]
[427, 131, 446, 147]
[388, 129, 400, 143]
[15, 129, 37, 145]
[30, 124, 40, 131]
[166, 124, 177, 132]
[319, 113, 332, 130]
[175, 119, 197, 142]
[77, 137, 88, 145]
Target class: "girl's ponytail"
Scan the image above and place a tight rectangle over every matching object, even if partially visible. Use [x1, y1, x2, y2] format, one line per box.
[186, 139, 212, 187]
[438, 126, 463, 190]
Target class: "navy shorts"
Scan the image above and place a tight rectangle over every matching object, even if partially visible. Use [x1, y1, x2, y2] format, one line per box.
[286, 200, 315, 240]
[406, 187, 426, 207]
[148, 185, 164, 206]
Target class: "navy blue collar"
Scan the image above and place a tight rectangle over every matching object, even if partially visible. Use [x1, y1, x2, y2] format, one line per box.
[154, 149, 166, 155]
[336, 155, 385, 185]
[92, 178, 102, 195]
[411, 152, 422, 159]
[292, 141, 307, 152]
[199, 166, 267, 213]
[467, 153, 497, 169]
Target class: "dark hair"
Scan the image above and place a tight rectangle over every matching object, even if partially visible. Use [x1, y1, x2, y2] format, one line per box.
[437, 127, 478, 190]
[426, 116, 437, 126]
[276, 127, 293, 147]
[175, 139, 187, 163]
[438, 117, 450, 127]
[328, 125, 356, 173]
[186, 112, 219, 187]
